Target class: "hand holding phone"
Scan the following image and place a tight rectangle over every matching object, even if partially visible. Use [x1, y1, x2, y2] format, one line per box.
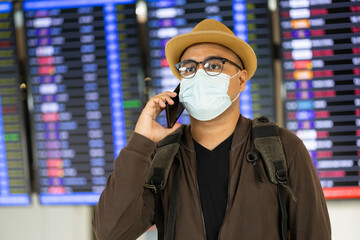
[134, 89, 181, 142]
[165, 84, 185, 128]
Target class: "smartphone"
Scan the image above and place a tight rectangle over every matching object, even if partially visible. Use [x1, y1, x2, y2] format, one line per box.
[165, 84, 185, 128]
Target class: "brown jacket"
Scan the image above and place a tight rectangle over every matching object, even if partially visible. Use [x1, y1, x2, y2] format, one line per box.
[93, 116, 331, 239]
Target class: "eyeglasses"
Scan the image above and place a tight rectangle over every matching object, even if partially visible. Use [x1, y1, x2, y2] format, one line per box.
[175, 57, 243, 79]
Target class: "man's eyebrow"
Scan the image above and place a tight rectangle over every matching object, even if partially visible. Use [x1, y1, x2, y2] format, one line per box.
[204, 55, 222, 60]
[182, 55, 223, 62]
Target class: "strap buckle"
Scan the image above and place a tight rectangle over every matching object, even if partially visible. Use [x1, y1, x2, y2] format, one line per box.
[144, 180, 164, 194]
[275, 169, 288, 184]
[246, 150, 260, 163]
[246, 150, 263, 183]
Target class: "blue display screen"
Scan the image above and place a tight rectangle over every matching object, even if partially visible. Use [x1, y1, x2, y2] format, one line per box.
[0, 1, 31, 206]
[279, 0, 360, 199]
[23, 0, 142, 205]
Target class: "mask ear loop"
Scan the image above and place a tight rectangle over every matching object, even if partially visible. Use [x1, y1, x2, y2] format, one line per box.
[230, 70, 241, 79]
[229, 70, 242, 102]
[231, 91, 241, 103]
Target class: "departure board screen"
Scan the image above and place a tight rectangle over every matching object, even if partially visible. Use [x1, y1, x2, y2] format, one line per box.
[147, 0, 276, 124]
[23, 0, 142, 205]
[0, 2, 31, 206]
[279, 0, 360, 199]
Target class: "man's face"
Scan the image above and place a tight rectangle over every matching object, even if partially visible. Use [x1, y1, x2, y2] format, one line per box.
[179, 43, 247, 102]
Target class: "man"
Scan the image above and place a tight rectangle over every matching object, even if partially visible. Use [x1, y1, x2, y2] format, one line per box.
[93, 19, 331, 240]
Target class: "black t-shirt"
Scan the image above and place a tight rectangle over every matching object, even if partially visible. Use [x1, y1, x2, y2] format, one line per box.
[193, 134, 233, 240]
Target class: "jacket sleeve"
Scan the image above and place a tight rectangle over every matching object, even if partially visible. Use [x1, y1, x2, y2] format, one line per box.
[287, 139, 331, 240]
[92, 132, 156, 240]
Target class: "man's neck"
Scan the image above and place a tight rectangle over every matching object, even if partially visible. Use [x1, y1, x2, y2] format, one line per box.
[190, 106, 240, 151]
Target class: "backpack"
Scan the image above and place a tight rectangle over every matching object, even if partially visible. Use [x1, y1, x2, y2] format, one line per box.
[144, 116, 296, 240]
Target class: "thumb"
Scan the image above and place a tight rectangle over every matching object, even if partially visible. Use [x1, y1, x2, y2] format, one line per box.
[166, 122, 182, 135]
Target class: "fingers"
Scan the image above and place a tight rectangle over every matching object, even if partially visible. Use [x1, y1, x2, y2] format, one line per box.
[170, 122, 182, 131]
[151, 97, 167, 108]
[165, 122, 182, 135]
[140, 91, 178, 119]
[135, 91, 181, 142]
[148, 91, 177, 109]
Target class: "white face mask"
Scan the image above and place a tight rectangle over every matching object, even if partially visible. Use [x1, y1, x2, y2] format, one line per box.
[179, 69, 240, 121]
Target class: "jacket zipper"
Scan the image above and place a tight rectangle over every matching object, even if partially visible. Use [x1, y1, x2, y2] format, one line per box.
[217, 203, 228, 240]
[196, 182, 207, 239]
[194, 152, 207, 239]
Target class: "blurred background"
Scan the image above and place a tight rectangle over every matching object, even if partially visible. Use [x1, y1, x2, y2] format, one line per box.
[0, 0, 359, 239]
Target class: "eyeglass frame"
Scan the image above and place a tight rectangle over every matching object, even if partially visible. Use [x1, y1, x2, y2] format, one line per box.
[175, 56, 244, 79]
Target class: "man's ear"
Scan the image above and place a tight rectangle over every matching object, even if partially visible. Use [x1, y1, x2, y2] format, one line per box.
[239, 70, 248, 92]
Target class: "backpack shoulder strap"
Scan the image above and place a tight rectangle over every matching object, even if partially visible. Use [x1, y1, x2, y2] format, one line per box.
[252, 116, 287, 185]
[144, 125, 185, 240]
[144, 125, 185, 193]
[251, 116, 297, 240]
[252, 116, 296, 200]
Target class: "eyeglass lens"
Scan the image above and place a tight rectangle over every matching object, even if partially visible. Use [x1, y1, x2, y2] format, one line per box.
[178, 58, 223, 78]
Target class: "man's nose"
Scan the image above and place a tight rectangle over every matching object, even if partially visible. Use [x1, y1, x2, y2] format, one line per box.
[197, 62, 206, 70]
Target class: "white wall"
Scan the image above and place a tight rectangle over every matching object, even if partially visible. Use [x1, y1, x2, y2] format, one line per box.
[0, 198, 359, 240]
[327, 200, 360, 240]
[0, 194, 92, 240]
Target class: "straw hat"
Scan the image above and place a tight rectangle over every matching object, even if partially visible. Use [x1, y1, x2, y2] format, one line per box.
[165, 19, 257, 81]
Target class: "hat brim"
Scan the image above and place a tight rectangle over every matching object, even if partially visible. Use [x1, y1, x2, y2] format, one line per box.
[165, 30, 257, 81]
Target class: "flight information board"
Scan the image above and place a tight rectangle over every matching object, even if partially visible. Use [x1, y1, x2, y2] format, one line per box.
[147, 0, 276, 124]
[279, 0, 360, 199]
[23, 0, 142, 205]
[0, 2, 31, 206]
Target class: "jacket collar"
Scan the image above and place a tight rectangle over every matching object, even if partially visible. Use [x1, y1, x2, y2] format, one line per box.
[182, 114, 252, 152]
